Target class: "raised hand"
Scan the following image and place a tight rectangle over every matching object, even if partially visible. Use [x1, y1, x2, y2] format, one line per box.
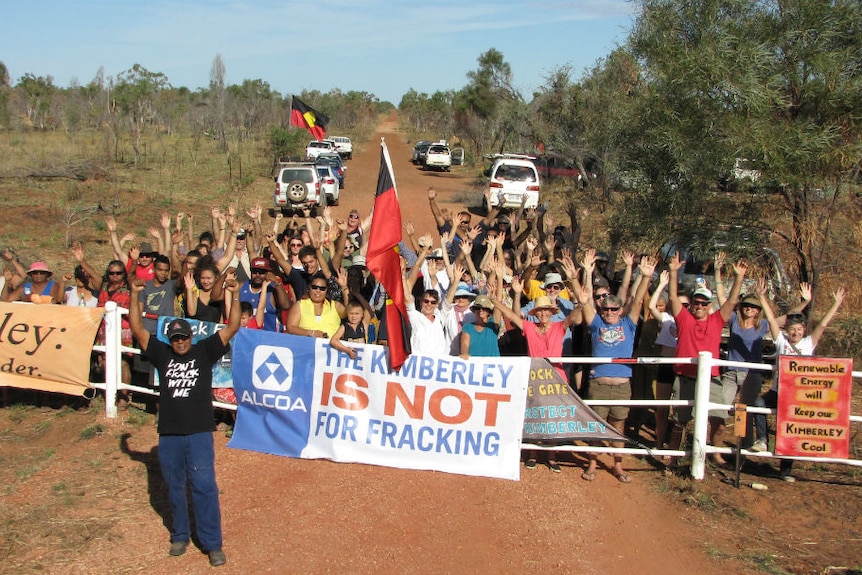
[798, 282, 812, 302]
[669, 251, 684, 272]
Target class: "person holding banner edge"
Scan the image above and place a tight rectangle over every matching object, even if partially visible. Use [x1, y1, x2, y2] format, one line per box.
[753, 282, 845, 482]
[128, 276, 241, 567]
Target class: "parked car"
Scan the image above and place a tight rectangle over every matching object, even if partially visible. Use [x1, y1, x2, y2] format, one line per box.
[306, 140, 337, 159]
[658, 231, 793, 311]
[531, 154, 595, 185]
[411, 141, 431, 165]
[330, 136, 353, 159]
[273, 162, 326, 214]
[316, 152, 346, 188]
[424, 142, 452, 171]
[316, 164, 341, 206]
[483, 154, 542, 210]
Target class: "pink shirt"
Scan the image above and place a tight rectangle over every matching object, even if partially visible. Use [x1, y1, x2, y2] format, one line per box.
[522, 321, 568, 380]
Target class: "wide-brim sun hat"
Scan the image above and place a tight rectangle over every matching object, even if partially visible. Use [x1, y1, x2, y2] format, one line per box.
[529, 295, 559, 315]
[541, 272, 564, 289]
[453, 283, 477, 299]
[471, 295, 495, 311]
[27, 261, 52, 275]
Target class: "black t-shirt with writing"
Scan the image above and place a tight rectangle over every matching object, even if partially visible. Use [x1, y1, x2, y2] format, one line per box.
[145, 334, 229, 435]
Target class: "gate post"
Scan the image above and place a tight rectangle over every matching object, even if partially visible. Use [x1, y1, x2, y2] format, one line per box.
[690, 351, 713, 480]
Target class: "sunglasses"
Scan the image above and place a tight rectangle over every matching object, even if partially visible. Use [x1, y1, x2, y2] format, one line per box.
[690, 300, 710, 308]
[108, 271, 124, 276]
[251, 269, 268, 274]
[170, 335, 190, 342]
[602, 306, 621, 312]
[741, 303, 762, 310]
[594, 293, 609, 299]
[309, 284, 327, 292]
[545, 284, 563, 291]
[290, 242, 303, 248]
[422, 299, 438, 305]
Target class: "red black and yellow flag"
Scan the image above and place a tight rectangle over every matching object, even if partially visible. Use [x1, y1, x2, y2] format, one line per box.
[290, 96, 328, 141]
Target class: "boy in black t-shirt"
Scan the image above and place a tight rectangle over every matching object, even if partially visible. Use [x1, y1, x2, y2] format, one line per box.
[128, 276, 241, 567]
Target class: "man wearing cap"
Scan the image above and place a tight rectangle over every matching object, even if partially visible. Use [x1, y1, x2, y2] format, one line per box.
[668, 251, 748, 460]
[238, 256, 290, 332]
[127, 274, 241, 567]
[2, 261, 63, 303]
[222, 230, 252, 284]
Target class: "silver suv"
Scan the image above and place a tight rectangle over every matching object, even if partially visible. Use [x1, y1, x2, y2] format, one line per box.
[273, 162, 326, 214]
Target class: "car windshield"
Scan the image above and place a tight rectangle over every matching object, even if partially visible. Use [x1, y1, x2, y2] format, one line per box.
[429, 146, 448, 153]
[496, 165, 535, 182]
[281, 169, 314, 183]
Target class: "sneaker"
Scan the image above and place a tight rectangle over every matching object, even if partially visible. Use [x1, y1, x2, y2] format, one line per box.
[524, 458, 537, 469]
[169, 540, 189, 556]
[781, 474, 796, 483]
[208, 549, 227, 567]
[750, 439, 768, 453]
[548, 461, 562, 473]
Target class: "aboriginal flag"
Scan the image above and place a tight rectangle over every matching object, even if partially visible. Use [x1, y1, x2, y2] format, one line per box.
[366, 139, 411, 371]
[290, 96, 328, 141]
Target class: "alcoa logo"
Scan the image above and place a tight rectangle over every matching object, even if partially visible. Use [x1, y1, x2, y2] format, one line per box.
[252, 345, 294, 391]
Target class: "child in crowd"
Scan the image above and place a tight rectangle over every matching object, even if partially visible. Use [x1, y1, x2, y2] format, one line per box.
[329, 300, 370, 360]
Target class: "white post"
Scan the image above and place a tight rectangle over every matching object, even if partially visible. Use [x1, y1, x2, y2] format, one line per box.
[103, 301, 120, 418]
[690, 351, 713, 480]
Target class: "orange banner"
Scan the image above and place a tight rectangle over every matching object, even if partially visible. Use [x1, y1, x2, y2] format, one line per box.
[0, 303, 104, 396]
[775, 356, 853, 459]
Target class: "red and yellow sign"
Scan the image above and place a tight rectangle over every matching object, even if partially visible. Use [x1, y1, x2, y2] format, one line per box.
[776, 356, 852, 459]
[0, 303, 104, 396]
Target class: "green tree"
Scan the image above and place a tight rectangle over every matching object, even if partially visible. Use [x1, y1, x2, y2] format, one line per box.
[623, 0, 862, 293]
[454, 49, 524, 158]
[17, 73, 56, 129]
[112, 64, 171, 163]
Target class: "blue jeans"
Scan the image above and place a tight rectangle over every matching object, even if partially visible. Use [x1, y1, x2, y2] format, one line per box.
[158, 432, 223, 550]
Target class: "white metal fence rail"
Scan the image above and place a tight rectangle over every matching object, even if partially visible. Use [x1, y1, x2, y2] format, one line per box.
[92, 303, 861, 480]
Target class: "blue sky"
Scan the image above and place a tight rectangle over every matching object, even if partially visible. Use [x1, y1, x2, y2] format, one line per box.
[2, 1, 636, 104]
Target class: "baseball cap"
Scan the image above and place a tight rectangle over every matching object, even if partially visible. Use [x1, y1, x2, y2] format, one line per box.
[691, 286, 713, 300]
[351, 255, 367, 267]
[251, 257, 271, 271]
[166, 318, 192, 340]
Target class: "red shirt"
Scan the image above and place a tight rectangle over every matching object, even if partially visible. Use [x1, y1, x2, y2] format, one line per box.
[126, 259, 154, 282]
[674, 309, 725, 377]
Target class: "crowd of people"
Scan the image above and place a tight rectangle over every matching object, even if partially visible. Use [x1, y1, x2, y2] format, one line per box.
[1, 189, 845, 484]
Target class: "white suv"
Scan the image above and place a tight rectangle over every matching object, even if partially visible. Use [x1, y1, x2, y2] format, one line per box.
[306, 140, 336, 159]
[424, 142, 452, 171]
[330, 136, 353, 160]
[483, 154, 541, 210]
[273, 162, 327, 213]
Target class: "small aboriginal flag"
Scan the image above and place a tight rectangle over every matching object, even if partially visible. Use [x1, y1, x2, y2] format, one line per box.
[290, 96, 328, 141]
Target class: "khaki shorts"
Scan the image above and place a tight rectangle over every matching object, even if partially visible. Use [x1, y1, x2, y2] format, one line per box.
[588, 379, 631, 421]
[673, 375, 727, 423]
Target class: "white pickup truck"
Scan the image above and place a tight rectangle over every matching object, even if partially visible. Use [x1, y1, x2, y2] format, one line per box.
[330, 136, 353, 160]
[306, 140, 337, 159]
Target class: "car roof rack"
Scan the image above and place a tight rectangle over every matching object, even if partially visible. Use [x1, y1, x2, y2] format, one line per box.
[483, 153, 537, 161]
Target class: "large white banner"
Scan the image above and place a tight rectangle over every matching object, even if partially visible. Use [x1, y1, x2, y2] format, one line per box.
[229, 330, 530, 480]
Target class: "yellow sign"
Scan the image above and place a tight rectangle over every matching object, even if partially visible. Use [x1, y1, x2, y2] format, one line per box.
[0, 303, 104, 396]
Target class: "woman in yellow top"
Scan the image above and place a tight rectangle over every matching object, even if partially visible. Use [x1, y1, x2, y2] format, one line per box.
[285, 270, 348, 338]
